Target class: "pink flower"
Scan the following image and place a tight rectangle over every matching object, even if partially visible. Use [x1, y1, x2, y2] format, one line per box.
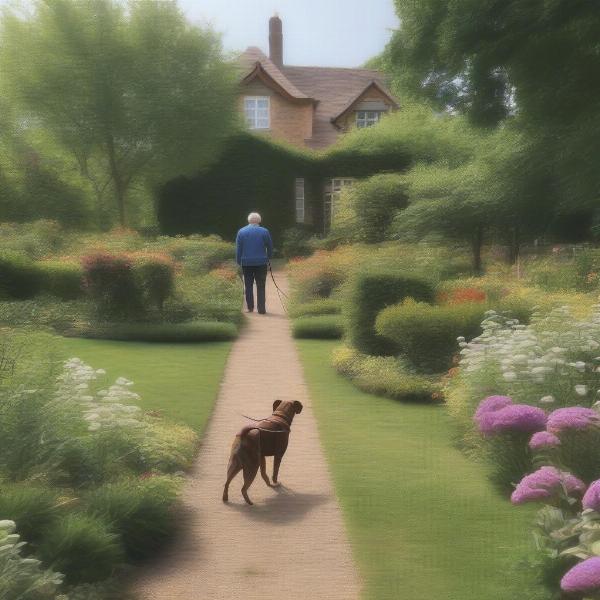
[583, 480, 600, 512]
[561, 557, 600, 595]
[528, 431, 561, 450]
[474, 395, 514, 435]
[484, 404, 546, 435]
[511, 466, 585, 505]
[547, 407, 600, 434]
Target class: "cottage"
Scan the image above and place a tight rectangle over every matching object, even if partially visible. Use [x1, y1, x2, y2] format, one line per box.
[238, 15, 399, 230]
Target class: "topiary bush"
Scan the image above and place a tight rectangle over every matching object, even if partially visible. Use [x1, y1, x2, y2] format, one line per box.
[133, 253, 175, 311]
[292, 315, 344, 339]
[82, 252, 142, 320]
[0, 252, 41, 299]
[281, 225, 317, 258]
[37, 260, 84, 300]
[84, 476, 180, 561]
[38, 513, 123, 585]
[375, 299, 486, 373]
[344, 271, 435, 355]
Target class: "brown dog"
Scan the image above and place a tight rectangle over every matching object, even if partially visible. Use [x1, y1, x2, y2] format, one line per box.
[222, 399, 303, 505]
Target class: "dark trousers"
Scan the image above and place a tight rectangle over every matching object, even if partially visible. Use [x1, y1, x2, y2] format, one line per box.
[242, 265, 268, 313]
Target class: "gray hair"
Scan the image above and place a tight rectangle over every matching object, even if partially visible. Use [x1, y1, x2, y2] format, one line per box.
[247, 212, 262, 224]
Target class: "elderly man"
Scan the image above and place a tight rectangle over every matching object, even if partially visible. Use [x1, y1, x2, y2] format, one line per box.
[236, 212, 273, 314]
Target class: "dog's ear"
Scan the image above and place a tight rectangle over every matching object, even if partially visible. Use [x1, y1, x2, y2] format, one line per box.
[273, 399, 282, 412]
[293, 401, 303, 414]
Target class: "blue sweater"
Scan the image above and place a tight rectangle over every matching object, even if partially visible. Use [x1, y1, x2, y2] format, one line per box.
[236, 224, 273, 266]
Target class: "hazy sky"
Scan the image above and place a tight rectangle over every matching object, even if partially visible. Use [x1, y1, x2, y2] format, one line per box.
[0, 0, 399, 68]
[181, 0, 399, 67]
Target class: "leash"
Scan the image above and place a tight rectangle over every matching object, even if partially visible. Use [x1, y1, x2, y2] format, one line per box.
[268, 261, 289, 314]
[241, 413, 290, 434]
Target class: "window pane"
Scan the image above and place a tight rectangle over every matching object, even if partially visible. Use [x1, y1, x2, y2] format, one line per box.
[257, 118, 269, 128]
[257, 98, 269, 108]
[244, 98, 256, 109]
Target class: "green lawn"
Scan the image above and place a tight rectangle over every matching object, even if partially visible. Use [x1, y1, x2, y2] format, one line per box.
[58, 338, 232, 431]
[297, 340, 541, 600]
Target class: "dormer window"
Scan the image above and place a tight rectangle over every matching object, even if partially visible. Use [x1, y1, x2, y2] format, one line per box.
[356, 110, 382, 128]
[245, 96, 270, 129]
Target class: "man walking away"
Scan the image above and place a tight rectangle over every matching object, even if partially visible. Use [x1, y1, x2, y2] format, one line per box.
[236, 212, 273, 314]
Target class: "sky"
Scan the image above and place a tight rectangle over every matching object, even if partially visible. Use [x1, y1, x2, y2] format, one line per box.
[180, 0, 399, 67]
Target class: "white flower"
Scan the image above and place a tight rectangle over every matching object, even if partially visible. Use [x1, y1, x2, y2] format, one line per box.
[96, 368, 106, 375]
[503, 371, 518, 382]
[575, 385, 589, 396]
[457, 336, 466, 343]
[539, 395, 555, 405]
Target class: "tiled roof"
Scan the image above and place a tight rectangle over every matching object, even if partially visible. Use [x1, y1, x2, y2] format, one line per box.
[238, 47, 309, 100]
[238, 48, 397, 150]
[282, 65, 394, 149]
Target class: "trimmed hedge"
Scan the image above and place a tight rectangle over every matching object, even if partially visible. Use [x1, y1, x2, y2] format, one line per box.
[344, 271, 435, 356]
[288, 298, 342, 318]
[0, 252, 41, 299]
[37, 260, 84, 300]
[292, 315, 344, 339]
[375, 300, 485, 373]
[68, 320, 237, 343]
[332, 345, 439, 403]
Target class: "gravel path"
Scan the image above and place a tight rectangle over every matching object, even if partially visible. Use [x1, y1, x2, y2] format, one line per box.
[131, 270, 361, 600]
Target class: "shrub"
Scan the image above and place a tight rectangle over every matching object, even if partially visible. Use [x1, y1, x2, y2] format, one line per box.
[288, 298, 342, 318]
[332, 345, 439, 402]
[85, 476, 180, 561]
[74, 320, 237, 343]
[140, 420, 198, 472]
[0, 485, 59, 544]
[0, 520, 64, 599]
[0, 220, 64, 260]
[292, 315, 344, 339]
[37, 260, 84, 300]
[38, 513, 123, 584]
[344, 271, 435, 356]
[281, 225, 316, 258]
[0, 252, 41, 299]
[288, 247, 357, 301]
[376, 300, 486, 373]
[82, 252, 142, 320]
[132, 253, 175, 311]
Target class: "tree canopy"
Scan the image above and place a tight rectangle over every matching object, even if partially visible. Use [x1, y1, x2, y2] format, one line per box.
[0, 0, 238, 226]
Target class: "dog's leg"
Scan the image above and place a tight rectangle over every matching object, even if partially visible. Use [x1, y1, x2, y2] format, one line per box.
[241, 462, 259, 505]
[272, 454, 283, 486]
[260, 456, 272, 488]
[222, 456, 242, 503]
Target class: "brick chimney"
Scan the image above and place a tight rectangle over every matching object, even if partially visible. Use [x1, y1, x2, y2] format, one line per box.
[269, 14, 283, 67]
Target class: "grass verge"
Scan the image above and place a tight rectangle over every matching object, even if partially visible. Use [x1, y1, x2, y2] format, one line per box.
[58, 337, 231, 430]
[296, 340, 541, 600]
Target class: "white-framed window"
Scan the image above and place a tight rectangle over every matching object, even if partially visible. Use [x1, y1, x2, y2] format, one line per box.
[356, 110, 382, 128]
[324, 178, 354, 231]
[295, 178, 305, 223]
[244, 96, 270, 129]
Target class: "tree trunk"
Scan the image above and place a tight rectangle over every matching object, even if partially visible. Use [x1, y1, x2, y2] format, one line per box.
[106, 134, 126, 227]
[508, 225, 520, 265]
[472, 227, 483, 275]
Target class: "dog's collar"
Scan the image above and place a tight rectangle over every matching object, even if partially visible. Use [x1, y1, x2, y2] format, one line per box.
[269, 412, 292, 430]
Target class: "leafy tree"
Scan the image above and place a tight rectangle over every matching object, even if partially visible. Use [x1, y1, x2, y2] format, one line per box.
[387, 0, 600, 208]
[392, 162, 496, 274]
[0, 0, 238, 227]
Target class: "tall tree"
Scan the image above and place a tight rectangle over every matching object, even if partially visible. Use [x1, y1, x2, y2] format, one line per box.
[0, 0, 238, 227]
[387, 0, 600, 207]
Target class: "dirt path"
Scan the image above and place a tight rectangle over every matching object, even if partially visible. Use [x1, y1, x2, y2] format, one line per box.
[132, 270, 361, 600]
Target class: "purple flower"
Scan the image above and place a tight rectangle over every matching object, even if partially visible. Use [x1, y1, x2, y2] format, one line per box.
[547, 407, 600, 434]
[511, 466, 585, 505]
[474, 395, 514, 435]
[583, 480, 600, 512]
[485, 404, 547, 435]
[561, 557, 600, 595]
[528, 431, 561, 450]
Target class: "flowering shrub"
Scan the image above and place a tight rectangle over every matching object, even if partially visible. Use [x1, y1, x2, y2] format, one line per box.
[0, 519, 64, 599]
[82, 252, 141, 319]
[438, 286, 487, 304]
[132, 252, 175, 311]
[529, 431, 561, 450]
[510, 466, 585, 505]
